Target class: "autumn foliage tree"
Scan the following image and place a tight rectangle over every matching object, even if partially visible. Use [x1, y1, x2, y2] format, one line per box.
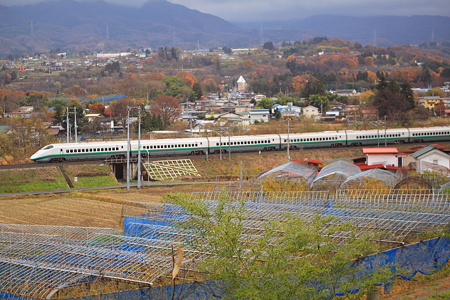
[150, 95, 181, 128]
[291, 76, 308, 92]
[109, 98, 136, 129]
[89, 102, 105, 114]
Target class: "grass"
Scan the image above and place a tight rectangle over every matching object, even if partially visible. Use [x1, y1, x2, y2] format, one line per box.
[427, 290, 450, 299]
[0, 167, 68, 193]
[64, 164, 118, 188]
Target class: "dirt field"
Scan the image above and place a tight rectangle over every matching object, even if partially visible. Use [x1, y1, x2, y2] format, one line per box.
[0, 185, 213, 229]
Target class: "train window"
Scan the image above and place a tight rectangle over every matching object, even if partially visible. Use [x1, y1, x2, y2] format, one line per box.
[66, 150, 69, 153]
[43, 145, 54, 150]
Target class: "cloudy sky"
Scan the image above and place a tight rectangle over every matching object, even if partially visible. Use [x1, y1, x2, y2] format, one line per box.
[2, 0, 449, 22]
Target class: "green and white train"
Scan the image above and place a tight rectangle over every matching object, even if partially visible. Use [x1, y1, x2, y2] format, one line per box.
[30, 126, 450, 163]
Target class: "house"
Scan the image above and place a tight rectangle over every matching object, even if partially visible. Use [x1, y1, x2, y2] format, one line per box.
[345, 105, 360, 120]
[10, 106, 34, 118]
[409, 145, 450, 173]
[363, 148, 405, 167]
[85, 114, 102, 122]
[330, 89, 360, 97]
[249, 109, 270, 124]
[273, 103, 301, 119]
[254, 94, 266, 102]
[302, 105, 320, 118]
[361, 109, 378, 120]
[215, 112, 247, 127]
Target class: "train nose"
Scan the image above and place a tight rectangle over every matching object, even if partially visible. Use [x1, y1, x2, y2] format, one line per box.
[30, 151, 42, 161]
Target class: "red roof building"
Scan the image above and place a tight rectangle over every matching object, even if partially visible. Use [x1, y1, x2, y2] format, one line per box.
[362, 147, 406, 167]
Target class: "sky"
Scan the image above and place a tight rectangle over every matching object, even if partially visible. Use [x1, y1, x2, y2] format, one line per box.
[1, 0, 449, 22]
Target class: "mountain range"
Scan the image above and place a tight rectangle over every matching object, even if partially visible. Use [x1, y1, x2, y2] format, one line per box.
[0, 0, 449, 56]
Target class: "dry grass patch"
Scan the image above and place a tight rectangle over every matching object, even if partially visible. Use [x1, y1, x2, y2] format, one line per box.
[0, 195, 123, 229]
[92, 184, 214, 203]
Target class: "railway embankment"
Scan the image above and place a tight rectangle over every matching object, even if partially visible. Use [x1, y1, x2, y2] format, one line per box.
[0, 164, 118, 194]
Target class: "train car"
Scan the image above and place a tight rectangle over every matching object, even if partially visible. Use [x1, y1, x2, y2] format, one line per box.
[139, 137, 209, 157]
[206, 134, 281, 154]
[30, 141, 129, 162]
[408, 126, 450, 143]
[345, 128, 410, 146]
[279, 131, 346, 149]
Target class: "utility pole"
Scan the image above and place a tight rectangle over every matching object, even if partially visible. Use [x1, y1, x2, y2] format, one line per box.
[127, 106, 142, 190]
[137, 107, 141, 190]
[66, 107, 70, 143]
[287, 118, 291, 161]
[377, 115, 380, 147]
[126, 107, 131, 190]
[74, 107, 78, 143]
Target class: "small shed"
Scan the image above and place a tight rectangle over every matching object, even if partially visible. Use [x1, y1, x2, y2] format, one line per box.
[363, 148, 405, 167]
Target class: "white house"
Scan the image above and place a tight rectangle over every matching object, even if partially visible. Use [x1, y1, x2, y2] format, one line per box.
[410, 145, 450, 172]
[302, 105, 320, 118]
[249, 109, 270, 124]
[363, 148, 405, 167]
[273, 104, 302, 119]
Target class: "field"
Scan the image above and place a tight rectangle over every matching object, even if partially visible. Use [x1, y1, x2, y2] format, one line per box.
[0, 164, 118, 194]
[0, 167, 68, 193]
[0, 185, 213, 229]
[63, 164, 118, 188]
[2, 150, 450, 298]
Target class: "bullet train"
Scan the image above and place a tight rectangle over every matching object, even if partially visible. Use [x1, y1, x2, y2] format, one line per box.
[30, 126, 450, 163]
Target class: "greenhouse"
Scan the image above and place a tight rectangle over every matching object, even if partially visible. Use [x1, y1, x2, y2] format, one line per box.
[312, 160, 361, 190]
[1, 189, 450, 299]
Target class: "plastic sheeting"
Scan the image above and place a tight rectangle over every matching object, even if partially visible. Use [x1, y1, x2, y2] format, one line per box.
[257, 161, 316, 182]
[341, 169, 399, 189]
[314, 160, 361, 183]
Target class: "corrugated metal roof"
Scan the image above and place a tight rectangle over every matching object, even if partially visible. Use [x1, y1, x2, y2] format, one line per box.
[363, 148, 398, 154]
[411, 145, 437, 158]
